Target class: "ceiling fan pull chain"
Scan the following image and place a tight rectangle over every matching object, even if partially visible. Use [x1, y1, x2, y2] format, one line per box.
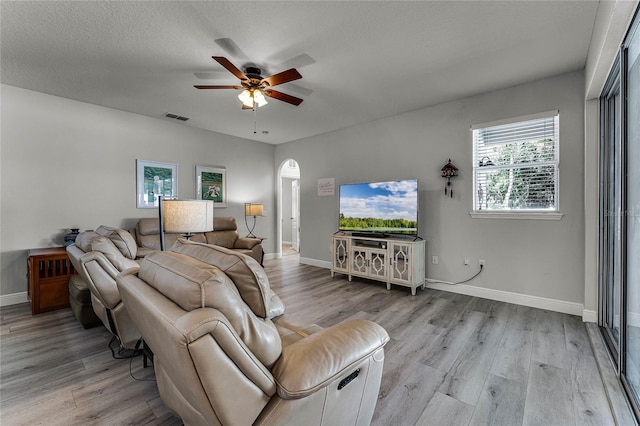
[254, 108, 258, 134]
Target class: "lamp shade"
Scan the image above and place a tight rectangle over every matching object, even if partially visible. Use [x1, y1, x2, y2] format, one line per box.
[245, 203, 264, 217]
[163, 199, 214, 233]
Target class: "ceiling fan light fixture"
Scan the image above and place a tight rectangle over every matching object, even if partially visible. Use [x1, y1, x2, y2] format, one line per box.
[253, 90, 268, 107]
[238, 89, 254, 108]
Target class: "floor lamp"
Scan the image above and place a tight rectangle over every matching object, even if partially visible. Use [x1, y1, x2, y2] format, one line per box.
[244, 203, 263, 238]
[159, 197, 214, 250]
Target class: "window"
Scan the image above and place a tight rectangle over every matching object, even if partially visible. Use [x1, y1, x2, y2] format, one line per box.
[472, 111, 559, 216]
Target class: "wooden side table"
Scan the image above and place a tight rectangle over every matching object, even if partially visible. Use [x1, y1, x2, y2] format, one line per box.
[27, 247, 75, 315]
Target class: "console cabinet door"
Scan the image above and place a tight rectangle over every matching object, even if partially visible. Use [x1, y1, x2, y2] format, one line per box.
[350, 247, 386, 280]
[368, 249, 387, 280]
[389, 242, 412, 284]
[331, 236, 350, 274]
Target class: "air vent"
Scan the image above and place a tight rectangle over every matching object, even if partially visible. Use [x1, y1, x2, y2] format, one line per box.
[163, 112, 190, 122]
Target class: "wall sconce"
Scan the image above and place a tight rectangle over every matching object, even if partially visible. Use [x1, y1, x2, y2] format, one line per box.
[440, 158, 459, 198]
[244, 203, 264, 238]
[159, 197, 214, 250]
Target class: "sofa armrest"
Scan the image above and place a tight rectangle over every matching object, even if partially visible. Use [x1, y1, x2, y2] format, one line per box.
[235, 237, 261, 250]
[79, 251, 123, 309]
[174, 309, 277, 396]
[271, 319, 389, 399]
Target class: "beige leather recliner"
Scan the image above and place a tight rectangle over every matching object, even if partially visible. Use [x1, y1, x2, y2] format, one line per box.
[117, 239, 389, 425]
[67, 226, 141, 349]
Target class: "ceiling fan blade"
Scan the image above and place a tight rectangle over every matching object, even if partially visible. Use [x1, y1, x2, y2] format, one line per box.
[264, 90, 303, 106]
[262, 68, 302, 88]
[214, 38, 250, 63]
[242, 104, 254, 110]
[194, 71, 227, 80]
[286, 83, 313, 97]
[272, 54, 316, 71]
[212, 56, 247, 81]
[194, 85, 243, 90]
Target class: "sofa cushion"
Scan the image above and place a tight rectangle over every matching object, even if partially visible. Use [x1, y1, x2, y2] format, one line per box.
[205, 230, 237, 249]
[138, 250, 282, 367]
[137, 217, 160, 236]
[171, 239, 272, 318]
[91, 236, 140, 273]
[95, 225, 137, 260]
[75, 231, 98, 252]
[214, 216, 238, 231]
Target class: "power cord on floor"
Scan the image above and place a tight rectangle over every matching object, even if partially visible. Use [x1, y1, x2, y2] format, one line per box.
[426, 264, 484, 285]
[108, 335, 142, 359]
[128, 338, 156, 382]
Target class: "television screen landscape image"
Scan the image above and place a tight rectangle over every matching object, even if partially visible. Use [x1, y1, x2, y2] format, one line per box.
[339, 179, 419, 235]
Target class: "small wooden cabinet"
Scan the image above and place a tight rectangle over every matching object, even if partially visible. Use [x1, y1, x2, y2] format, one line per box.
[27, 247, 75, 315]
[331, 233, 426, 295]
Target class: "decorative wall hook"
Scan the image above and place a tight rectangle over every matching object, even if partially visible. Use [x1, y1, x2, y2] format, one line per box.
[440, 158, 459, 198]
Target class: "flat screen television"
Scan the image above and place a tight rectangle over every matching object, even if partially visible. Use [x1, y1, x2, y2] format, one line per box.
[339, 179, 419, 236]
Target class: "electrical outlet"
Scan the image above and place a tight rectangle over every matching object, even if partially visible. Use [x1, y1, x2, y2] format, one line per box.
[479, 259, 486, 266]
[464, 257, 470, 266]
[432, 255, 438, 264]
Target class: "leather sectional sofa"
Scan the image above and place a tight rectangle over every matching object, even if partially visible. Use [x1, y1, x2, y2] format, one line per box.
[66, 216, 264, 339]
[117, 239, 389, 425]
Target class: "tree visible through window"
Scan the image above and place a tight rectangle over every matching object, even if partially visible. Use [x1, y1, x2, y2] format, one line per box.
[472, 112, 559, 212]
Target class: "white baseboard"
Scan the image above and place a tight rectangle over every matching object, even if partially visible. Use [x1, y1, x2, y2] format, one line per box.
[0, 291, 29, 307]
[426, 282, 585, 317]
[582, 309, 598, 323]
[300, 257, 331, 269]
[263, 253, 278, 261]
[580, 311, 640, 325]
[278, 257, 599, 321]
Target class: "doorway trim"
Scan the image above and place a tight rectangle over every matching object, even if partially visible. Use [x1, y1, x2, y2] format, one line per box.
[276, 159, 300, 259]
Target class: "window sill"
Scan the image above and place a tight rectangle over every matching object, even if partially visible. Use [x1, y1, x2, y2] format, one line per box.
[469, 211, 564, 220]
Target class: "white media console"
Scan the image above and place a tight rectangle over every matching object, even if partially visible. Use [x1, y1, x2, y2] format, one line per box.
[331, 232, 426, 295]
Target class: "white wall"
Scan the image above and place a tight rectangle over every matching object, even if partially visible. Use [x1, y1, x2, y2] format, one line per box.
[1, 85, 275, 297]
[276, 71, 586, 307]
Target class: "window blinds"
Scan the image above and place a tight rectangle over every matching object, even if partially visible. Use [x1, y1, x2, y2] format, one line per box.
[473, 112, 559, 211]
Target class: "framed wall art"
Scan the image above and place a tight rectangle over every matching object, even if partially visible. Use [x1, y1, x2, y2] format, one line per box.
[136, 159, 178, 208]
[196, 165, 227, 207]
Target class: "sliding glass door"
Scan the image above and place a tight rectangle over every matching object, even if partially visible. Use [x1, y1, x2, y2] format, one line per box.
[600, 7, 640, 421]
[624, 12, 640, 414]
[600, 66, 622, 356]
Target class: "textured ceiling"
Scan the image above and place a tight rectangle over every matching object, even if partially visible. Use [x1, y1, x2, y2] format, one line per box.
[1, 1, 599, 144]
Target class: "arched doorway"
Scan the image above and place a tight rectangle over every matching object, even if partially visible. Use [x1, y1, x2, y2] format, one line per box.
[277, 159, 300, 258]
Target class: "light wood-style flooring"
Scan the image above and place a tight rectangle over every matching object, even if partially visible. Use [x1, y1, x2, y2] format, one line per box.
[1, 255, 618, 425]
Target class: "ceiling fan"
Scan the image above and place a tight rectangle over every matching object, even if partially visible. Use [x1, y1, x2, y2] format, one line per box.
[194, 56, 304, 109]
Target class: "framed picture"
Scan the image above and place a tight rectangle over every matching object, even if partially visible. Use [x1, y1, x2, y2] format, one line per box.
[136, 159, 178, 208]
[196, 165, 227, 207]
